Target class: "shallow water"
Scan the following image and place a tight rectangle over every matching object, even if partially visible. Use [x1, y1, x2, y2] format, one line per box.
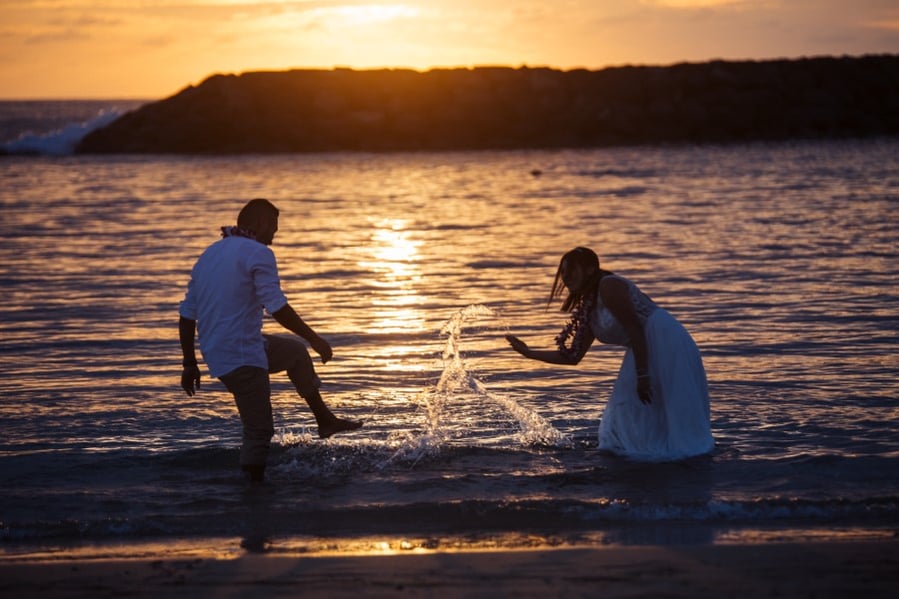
[1, 113, 898, 555]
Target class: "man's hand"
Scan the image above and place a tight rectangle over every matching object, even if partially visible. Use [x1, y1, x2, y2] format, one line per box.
[181, 364, 201, 396]
[271, 304, 333, 363]
[311, 335, 333, 364]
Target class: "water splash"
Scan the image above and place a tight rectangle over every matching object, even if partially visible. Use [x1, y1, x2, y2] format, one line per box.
[436, 304, 494, 392]
[432, 304, 570, 448]
[276, 304, 569, 477]
[486, 390, 572, 448]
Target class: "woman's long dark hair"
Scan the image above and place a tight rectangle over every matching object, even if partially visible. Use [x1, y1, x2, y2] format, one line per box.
[549, 247, 612, 312]
[551, 248, 614, 357]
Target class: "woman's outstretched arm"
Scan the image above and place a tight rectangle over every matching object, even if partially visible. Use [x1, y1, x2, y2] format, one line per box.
[505, 333, 594, 365]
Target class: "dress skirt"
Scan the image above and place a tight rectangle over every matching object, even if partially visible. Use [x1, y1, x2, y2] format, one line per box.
[597, 308, 713, 461]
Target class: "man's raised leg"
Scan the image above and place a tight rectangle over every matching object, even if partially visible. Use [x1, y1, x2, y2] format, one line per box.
[264, 334, 362, 438]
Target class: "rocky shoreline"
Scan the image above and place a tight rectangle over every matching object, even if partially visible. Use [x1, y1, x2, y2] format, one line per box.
[76, 55, 899, 154]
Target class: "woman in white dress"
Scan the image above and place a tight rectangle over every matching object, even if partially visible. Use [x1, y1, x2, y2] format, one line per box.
[506, 247, 713, 461]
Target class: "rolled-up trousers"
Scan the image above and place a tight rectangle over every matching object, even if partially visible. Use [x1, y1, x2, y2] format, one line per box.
[219, 334, 320, 468]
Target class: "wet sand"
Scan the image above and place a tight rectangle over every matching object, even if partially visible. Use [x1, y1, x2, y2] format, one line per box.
[2, 539, 898, 598]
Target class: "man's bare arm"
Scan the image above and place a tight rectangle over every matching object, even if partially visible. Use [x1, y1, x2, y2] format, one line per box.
[272, 304, 333, 363]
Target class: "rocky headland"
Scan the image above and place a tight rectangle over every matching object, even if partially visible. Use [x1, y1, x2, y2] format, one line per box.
[76, 55, 899, 154]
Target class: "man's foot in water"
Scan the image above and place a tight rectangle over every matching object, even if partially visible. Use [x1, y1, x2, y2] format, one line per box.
[241, 464, 266, 483]
[318, 418, 363, 439]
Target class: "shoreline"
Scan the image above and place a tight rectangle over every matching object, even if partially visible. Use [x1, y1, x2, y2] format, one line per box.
[1, 538, 897, 597]
[3, 525, 895, 562]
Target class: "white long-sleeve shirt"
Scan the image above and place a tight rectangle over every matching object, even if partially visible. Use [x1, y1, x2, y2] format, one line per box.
[179, 235, 288, 377]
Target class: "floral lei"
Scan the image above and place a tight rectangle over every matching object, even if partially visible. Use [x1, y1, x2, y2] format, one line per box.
[220, 225, 257, 241]
[555, 294, 594, 359]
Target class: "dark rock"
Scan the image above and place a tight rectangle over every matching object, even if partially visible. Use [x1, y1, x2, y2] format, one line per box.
[76, 55, 899, 154]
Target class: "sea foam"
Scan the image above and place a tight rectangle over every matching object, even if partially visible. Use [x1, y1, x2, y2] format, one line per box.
[2, 109, 123, 156]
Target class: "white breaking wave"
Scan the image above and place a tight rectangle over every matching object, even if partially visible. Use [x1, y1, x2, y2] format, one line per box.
[2, 109, 123, 156]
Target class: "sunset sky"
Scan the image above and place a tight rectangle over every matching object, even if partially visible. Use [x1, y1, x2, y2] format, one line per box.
[2, 0, 897, 99]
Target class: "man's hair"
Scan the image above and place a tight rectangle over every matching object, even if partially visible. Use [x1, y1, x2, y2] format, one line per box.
[237, 198, 279, 227]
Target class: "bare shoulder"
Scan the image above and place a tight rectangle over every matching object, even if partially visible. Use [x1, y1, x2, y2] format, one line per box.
[598, 275, 636, 315]
[598, 274, 628, 298]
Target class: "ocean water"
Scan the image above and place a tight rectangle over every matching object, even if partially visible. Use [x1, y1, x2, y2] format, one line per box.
[1, 102, 898, 558]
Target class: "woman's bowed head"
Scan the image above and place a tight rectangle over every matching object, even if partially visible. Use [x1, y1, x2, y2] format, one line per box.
[505, 247, 714, 461]
[506, 247, 653, 404]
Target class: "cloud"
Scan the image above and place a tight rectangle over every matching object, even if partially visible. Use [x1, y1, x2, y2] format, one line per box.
[642, 0, 744, 7]
[46, 13, 121, 27]
[863, 7, 899, 33]
[24, 29, 91, 44]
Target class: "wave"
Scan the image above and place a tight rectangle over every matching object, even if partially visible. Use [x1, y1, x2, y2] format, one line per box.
[4, 492, 896, 544]
[1, 109, 125, 156]
[573, 168, 660, 179]
[465, 260, 543, 269]
[3, 437, 899, 546]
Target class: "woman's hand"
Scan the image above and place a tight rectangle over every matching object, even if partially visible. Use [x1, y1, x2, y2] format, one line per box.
[637, 374, 653, 404]
[505, 334, 530, 357]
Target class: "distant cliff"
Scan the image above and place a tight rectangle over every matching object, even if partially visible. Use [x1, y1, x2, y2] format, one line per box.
[76, 55, 899, 154]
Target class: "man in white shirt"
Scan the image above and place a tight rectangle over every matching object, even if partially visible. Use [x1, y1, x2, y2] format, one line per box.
[178, 198, 361, 482]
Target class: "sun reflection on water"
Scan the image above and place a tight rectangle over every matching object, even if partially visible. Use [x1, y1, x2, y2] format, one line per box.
[359, 219, 426, 335]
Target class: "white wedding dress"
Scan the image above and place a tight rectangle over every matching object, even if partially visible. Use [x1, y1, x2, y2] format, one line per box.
[591, 275, 713, 461]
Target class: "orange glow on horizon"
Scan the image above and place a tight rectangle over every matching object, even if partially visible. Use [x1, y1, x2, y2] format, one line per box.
[1, 1, 897, 99]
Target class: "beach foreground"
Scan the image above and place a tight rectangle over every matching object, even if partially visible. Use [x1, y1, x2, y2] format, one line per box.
[2, 539, 898, 598]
